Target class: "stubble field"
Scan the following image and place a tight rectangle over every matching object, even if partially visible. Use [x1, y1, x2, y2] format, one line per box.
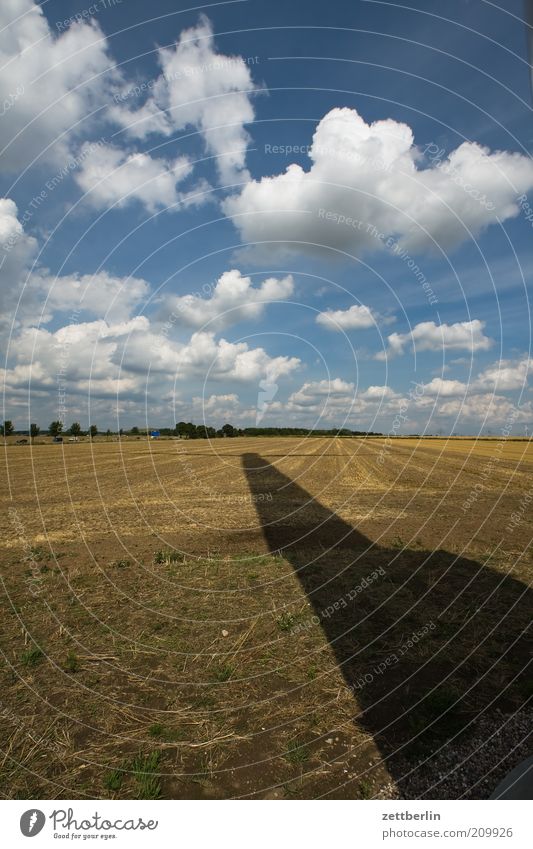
[1, 436, 531, 799]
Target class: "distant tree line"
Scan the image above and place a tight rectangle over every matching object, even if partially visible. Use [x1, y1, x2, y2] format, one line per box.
[241, 426, 382, 437]
[1, 420, 100, 439]
[172, 423, 382, 438]
[2, 419, 383, 439]
[174, 422, 237, 438]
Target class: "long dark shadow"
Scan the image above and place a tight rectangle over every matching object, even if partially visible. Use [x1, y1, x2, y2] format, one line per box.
[242, 452, 532, 796]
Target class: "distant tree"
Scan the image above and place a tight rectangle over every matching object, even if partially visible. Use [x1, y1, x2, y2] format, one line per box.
[2, 420, 14, 437]
[106, 429, 112, 436]
[49, 421, 63, 437]
[174, 421, 197, 438]
[69, 422, 81, 437]
[89, 425, 98, 439]
[221, 423, 235, 438]
[30, 423, 40, 441]
[130, 426, 139, 435]
[119, 428, 124, 436]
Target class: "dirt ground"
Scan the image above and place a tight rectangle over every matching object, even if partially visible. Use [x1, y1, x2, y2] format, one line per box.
[0, 437, 531, 799]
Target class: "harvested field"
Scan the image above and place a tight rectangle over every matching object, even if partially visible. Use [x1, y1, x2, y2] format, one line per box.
[1, 437, 531, 799]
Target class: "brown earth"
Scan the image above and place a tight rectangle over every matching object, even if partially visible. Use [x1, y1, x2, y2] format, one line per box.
[0, 437, 531, 799]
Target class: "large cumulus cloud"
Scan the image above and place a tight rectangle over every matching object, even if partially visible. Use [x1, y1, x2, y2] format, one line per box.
[0, 0, 116, 171]
[223, 107, 533, 260]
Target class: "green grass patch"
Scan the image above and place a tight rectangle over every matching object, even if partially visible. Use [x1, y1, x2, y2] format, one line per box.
[131, 751, 162, 799]
[284, 740, 310, 765]
[277, 612, 296, 632]
[153, 549, 184, 565]
[64, 650, 80, 673]
[358, 778, 373, 799]
[211, 663, 234, 682]
[103, 768, 123, 793]
[110, 559, 131, 569]
[20, 647, 44, 667]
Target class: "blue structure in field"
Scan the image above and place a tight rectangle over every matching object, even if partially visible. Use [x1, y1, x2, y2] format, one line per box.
[150, 430, 160, 439]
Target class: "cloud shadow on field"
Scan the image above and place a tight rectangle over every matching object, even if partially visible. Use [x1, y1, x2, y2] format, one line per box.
[242, 452, 532, 798]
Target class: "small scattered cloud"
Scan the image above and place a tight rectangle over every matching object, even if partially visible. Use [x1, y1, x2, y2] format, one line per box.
[288, 378, 355, 409]
[377, 319, 492, 360]
[474, 357, 532, 392]
[75, 144, 209, 212]
[316, 303, 390, 331]
[175, 331, 300, 382]
[421, 377, 468, 396]
[166, 269, 294, 331]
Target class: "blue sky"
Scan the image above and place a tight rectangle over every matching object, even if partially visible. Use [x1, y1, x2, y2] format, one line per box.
[1, 0, 532, 434]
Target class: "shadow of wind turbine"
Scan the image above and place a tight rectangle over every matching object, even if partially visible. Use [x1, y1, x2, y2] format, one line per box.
[242, 452, 532, 797]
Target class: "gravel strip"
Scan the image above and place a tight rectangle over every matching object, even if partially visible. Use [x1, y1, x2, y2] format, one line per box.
[376, 708, 532, 799]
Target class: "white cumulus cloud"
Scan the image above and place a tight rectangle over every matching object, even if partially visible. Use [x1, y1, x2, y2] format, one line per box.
[75, 144, 209, 212]
[316, 303, 387, 331]
[377, 319, 492, 360]
[436, 393, 533, 424]
[288, 378, 355, 409]
[223, 107, 533, 260]
[0, 0, 116, 171]
[110, 14, 259, 185]
[41, 271, 151, 323]
[474, 357, 532, 392]
[421, 377, 468, 396]
[0, 199, 152, 331]
[167, 269, 294, 331]
[421, 358, 533, 396]
[175, 331, 300, 382]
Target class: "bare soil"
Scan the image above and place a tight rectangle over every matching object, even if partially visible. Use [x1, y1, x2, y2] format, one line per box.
[0, 437, 531, 799]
